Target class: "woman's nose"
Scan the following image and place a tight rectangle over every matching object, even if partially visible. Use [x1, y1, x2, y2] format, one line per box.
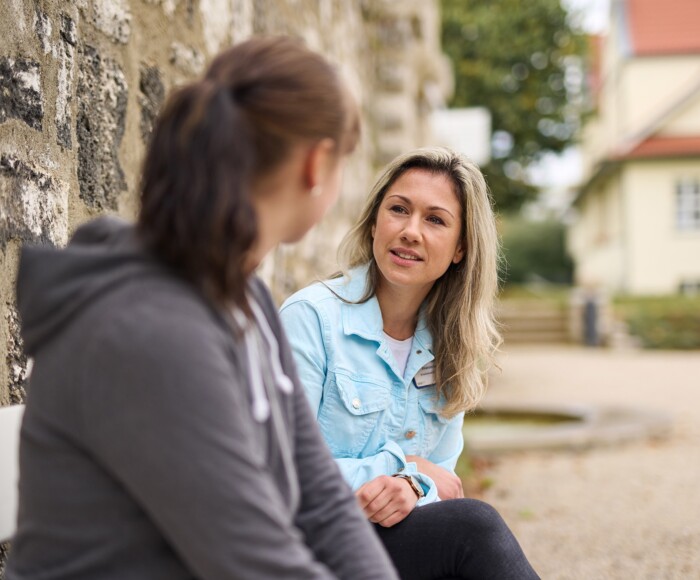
[400, 217, 421, 242]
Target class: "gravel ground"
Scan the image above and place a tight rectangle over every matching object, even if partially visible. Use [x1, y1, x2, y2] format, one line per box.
[478, 345, 700, 580]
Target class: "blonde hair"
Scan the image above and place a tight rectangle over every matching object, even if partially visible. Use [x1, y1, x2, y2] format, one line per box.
[337, 147, 501, 417]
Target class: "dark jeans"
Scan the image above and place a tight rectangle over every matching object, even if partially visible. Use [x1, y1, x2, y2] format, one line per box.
[374, 499, 540, 580]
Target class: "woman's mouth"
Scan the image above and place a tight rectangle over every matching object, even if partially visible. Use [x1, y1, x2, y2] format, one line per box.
[390, 249, 422, 262]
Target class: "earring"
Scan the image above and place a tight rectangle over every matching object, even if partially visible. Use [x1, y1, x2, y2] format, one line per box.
[310, 185, 322, 197]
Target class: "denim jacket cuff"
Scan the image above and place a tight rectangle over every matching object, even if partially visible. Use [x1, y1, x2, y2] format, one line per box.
[399, 467, 438, 506]
[381, 439, 408, 473]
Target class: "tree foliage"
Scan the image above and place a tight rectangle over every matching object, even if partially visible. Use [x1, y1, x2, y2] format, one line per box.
[441, 0, 589, 210]
[499, 215, 573, 285]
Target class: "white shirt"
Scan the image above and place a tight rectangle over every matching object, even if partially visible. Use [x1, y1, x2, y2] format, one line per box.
[383, 332, 414, 377]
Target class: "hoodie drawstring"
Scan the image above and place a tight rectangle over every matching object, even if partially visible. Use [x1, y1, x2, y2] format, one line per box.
[232, 298, 300, 514]
[249, 299, 294, 395]
[231, 308, 270, 422]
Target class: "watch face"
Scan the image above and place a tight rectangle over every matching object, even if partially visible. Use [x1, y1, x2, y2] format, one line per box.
[409, 476, 425, 498]
[404, 475, 423, 498]
[393, 473, 424, 498]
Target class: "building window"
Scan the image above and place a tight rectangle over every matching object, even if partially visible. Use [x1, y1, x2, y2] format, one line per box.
[676, 179, 700, 230]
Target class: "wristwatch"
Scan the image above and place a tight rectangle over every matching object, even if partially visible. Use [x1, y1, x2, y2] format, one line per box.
[392, 473, 425, 498]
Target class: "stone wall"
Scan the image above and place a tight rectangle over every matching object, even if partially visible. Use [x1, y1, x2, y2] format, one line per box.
[0, 0, 450, 407]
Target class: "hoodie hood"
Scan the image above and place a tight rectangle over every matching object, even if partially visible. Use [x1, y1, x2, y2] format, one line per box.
[17, 216, 164, 356]
[18, 215, 302, 514]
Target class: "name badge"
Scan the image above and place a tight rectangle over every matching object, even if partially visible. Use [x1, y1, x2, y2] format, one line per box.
[414, 362, 435, 388]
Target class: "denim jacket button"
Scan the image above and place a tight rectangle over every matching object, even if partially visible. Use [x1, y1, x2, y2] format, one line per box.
[405, 430, 416, 439]
[352, 397, 361, 409]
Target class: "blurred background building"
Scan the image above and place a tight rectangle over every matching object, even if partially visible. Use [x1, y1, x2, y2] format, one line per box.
[429, 106, 492, 165]
[569, 0, 700, 296]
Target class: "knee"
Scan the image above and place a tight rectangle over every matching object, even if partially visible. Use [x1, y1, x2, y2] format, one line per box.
[448, 499, 511, 539]
[445, 500, 536, 578]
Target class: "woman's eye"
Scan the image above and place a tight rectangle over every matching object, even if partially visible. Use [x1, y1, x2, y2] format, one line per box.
[389, 205, 408, 214]
[427, 216, 445, 225]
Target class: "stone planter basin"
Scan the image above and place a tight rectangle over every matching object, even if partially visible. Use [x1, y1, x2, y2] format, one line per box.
[463, 403, 673, 455]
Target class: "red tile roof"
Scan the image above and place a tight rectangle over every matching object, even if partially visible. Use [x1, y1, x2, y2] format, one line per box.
[627, 0, 700, 55]
[617, 135, 700, 159]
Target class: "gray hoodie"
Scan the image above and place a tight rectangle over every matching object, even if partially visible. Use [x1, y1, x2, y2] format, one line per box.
[7, 217, 397, 579]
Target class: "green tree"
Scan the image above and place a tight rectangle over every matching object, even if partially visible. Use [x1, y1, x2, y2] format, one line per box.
[499, 216, 573, 285]
[441, 0, 589, 210]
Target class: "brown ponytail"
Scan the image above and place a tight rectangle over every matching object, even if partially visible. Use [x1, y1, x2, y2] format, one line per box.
[138, 36, 359, 309]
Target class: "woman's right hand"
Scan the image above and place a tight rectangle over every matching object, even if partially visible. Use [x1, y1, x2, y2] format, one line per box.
[405, 455, 464, 500]
[355, 475, 419, 527]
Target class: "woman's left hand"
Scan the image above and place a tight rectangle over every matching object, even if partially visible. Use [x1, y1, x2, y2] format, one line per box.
[355, 475, 419, 527]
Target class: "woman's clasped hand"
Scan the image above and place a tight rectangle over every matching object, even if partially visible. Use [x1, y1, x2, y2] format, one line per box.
[356, 475, 420, 527]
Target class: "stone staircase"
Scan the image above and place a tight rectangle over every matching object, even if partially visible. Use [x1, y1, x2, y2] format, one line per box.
[497, 301, 571, 344]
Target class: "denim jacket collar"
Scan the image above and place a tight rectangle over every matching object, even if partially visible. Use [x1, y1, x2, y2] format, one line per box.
[332, 265, 434, 379]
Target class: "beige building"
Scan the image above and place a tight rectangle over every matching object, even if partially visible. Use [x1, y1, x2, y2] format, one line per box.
[569, 0, 700, 295]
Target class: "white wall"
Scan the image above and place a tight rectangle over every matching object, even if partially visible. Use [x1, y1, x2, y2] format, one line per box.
[618, 58, 700, 139]
[572, 160, 700, 295]
[569, 174, 627, 292]
[624, 161, 700, 293]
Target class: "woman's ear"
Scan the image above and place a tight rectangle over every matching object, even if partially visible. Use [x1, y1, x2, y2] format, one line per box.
[303, 138, 336, 193]
[452, 244, 465, 264]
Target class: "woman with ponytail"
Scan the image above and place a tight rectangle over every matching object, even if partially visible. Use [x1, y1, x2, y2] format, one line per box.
[8, 37, 398, 579]
[281, 147, 540, 579]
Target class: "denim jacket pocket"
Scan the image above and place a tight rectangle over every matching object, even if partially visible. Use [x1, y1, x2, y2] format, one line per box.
[318, 372, 392, 458]
[418, 395, 449, 456]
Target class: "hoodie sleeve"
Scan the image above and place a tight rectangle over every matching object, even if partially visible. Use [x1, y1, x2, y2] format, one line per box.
[79, 281, 395, 580]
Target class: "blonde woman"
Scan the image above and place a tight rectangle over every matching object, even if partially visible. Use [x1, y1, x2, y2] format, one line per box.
[281, 148, 538, 579]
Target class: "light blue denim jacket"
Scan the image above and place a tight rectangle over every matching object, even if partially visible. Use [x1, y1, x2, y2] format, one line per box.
[279, 265, 465, 505]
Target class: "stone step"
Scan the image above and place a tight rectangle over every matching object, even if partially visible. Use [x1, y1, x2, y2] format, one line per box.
[502, 331, 570, 344]
[497, 309, 566, 319]
[499, 318, 568, 331]
[496, 302, 570, 344]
